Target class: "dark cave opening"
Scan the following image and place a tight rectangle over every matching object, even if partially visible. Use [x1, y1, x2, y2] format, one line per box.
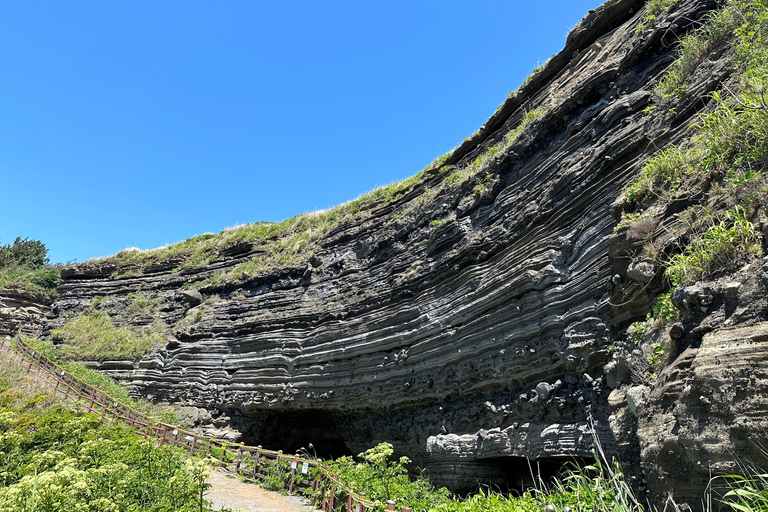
[467, 456, 594, 496]
[238, 410, 355, 460]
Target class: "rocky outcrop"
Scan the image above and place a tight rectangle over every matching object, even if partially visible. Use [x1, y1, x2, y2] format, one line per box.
[27, 0, 767, 505]
[0, 290, 50, 337]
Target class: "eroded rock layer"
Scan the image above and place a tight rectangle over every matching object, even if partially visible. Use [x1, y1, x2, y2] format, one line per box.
[43, 0, 764, 501]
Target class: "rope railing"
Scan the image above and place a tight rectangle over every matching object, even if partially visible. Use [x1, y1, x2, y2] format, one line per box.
[0, 332, 409, 512]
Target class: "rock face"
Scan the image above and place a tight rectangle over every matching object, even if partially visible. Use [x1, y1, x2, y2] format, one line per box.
[0, 290, 50, 337]
[30, 0, 766, 504]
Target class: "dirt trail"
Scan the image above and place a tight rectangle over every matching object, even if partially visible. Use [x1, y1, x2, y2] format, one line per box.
[207, 470, 316, 512]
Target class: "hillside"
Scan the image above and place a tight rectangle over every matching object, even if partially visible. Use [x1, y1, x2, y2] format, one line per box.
[3, 0, 768, 507]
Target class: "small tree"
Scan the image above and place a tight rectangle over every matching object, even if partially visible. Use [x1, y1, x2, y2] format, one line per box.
[0, 237, 49, 269]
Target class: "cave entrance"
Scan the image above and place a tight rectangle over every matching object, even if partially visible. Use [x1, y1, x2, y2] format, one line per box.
[472, 456, 594, 495]
[239, 410, 355, 460]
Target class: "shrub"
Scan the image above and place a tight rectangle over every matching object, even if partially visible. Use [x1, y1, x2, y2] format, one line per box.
[0, 237, 49, 269]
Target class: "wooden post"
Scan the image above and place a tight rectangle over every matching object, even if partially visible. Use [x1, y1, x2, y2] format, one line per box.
[190, 435, 197, 455]
[328, 487, 336, 512]
[401, 508, 412, 512]
[159, 425, 168, 446]
[235, 444, 244, 474]
[386, 501, 396, 511]
[288, 461, 297, 493]
[219, 442, 228, 467]
[359, 493, 366, 512]
[347, 493, 353, 512]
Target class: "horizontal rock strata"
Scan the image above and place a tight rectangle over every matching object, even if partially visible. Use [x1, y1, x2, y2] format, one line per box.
[38, 0, 760, 501]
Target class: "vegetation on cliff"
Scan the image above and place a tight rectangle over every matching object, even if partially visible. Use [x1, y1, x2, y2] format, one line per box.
[85, 105, 545, 283]
[618, 0, 768, 369]
[0, 237, 61, 300]
[51, 311, 165, 361]
[319, 442, 768, 512]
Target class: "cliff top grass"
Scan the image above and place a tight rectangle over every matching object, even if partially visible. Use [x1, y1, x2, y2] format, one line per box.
[86, 105, 546, 282]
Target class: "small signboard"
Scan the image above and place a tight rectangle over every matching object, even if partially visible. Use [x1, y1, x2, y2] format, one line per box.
[301, 462, 309, 474]
[291, 460, 298, 469]
[172, 429, 179, 436]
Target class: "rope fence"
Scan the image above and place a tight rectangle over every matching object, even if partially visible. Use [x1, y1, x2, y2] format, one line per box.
[0, 333, 413, 512]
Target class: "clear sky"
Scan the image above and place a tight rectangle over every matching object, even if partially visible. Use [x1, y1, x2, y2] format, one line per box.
[1, 1, 604, 265]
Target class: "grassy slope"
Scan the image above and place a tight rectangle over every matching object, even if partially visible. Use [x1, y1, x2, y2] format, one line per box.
[0, 348, 216, 511]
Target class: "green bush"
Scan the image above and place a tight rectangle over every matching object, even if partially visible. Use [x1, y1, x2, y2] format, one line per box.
[0, 356, 213, 512]
[0, 237, 49, 269]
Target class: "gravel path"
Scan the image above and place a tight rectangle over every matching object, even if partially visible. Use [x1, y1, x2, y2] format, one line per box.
[207, 470, 316, 512]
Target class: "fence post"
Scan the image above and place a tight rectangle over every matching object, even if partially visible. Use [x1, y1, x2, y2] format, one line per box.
[288, 459, 297, 493]
[386, 501, 396, 511]
[347, 493, 353, 512]
[190, 435, 197, 455]
[219, 442, 228, 467]
[235, 444, 244, 474]
[359, 493, 366, 512]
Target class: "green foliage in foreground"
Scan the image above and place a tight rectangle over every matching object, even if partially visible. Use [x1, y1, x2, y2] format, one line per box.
[323, 443, 768, 512]
[324, 443, 647, 512]
[0, 352, 215, 512]
[0, 237, 61, 300]
[51, 311, 165, 361]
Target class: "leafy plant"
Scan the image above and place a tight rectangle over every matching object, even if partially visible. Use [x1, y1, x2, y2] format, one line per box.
[651, 292, 678, 325]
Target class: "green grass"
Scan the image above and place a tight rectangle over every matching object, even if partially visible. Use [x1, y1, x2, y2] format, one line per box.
[654, 6, 741, 100]
[0, 264, 61, 300]
[645, 0, 683, 21]
[666, 205, 760, 285]
[622, 145, 701, 207]
[441, 108, 546, 189]
[98, 171, 428, 282]
[50, 311, 165, 361]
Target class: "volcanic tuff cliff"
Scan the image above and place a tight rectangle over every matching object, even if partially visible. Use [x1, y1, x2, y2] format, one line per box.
[18, 0, 768, 506]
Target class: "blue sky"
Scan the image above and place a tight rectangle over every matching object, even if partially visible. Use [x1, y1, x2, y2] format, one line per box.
[1, 1, 604, 264]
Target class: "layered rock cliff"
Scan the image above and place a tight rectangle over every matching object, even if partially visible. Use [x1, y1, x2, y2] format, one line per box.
[18, 0, 768, 506]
